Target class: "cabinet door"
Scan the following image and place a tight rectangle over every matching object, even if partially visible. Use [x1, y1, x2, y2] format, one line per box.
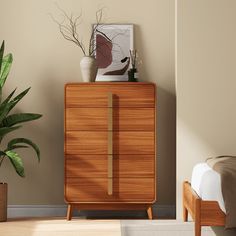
[65, 177, 155, 203]
[66, 108, 155, 131]
[65, 131, 155, 155]
[65, 83, 155, 108]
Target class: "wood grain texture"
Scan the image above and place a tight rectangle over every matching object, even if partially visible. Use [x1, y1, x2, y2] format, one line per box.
[65, 131, 155, 155]
[71, 203, 151, 210]
[183, 181, 201, 236]
[65, 178, 155, 203]
[194, 198, 201, 236]
[66, 108, 155, 131]
[65, 83, 155, 108]
[201, 201, 225, 226]
[183, 181, 225, 236]
[64, 83, 156, 217]
[65, 155, 155, 178]
[183, 181, 199, 220]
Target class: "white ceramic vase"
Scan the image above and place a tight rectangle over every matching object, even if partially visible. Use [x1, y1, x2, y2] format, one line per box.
[80, 56, 98, 82]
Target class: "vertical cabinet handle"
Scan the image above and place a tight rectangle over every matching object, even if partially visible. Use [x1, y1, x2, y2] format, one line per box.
[108, 92, 113, 195]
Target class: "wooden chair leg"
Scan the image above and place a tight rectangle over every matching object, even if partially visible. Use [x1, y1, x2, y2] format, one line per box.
[147, 206, 153, 220]
[66, 204, 73, 221]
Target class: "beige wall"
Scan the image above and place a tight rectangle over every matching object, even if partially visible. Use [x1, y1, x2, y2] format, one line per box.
[177, 0, 236, 221]
[0, 0, 175, 209]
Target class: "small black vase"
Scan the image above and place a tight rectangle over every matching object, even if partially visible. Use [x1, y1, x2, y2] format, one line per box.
[128, 68, 138, 82]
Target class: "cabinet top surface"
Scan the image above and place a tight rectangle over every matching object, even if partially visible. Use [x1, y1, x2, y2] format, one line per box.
[65, 82, 156, 86]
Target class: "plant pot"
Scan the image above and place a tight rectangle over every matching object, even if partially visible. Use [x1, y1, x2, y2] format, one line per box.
[0, 183, 7, 222]
[80, 56, 98, 82]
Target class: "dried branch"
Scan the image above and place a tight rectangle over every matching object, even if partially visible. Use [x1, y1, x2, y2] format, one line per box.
[51, 4, 107, 56]
[50, 4, 86, 55]
[89, 8, 106, 56]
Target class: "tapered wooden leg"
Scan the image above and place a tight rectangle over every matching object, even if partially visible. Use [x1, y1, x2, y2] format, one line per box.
[147, 206, 153, 220]
[183, 206, 188, 222]
[183, 181, 188, 222]
[66, 204, 73, 221]
[195, 221, 201, 236]
[195, 199, 201, 236]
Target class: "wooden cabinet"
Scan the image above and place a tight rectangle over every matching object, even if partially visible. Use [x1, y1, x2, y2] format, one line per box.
[64, 82, 156, 220]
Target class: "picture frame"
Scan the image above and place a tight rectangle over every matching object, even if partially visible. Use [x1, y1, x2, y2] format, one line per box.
[93, 24, 134, 82]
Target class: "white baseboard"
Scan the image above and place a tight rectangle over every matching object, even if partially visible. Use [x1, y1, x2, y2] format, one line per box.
[8, 204, 176, 218]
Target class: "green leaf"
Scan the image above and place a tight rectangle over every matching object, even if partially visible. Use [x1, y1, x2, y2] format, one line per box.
[0, 89, 17, 124]
[0, 125, 21, 139]
[0, 53, 13, 88]
[0, 101, 12, 124]
[0, 88, 16, 108]
[0, 41, 5, 75]
[7, 87, 30, 113]
[0, 41, 5, 103]
[0, 88, 2, 104]
[8, 138, 40, 162]
[2, 113, 42, 127]
[7, 145, 29, 151]
[5, 150, 25, 177]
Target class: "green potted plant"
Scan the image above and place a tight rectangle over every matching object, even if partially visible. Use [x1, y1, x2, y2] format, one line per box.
[0, 41, 42, 222]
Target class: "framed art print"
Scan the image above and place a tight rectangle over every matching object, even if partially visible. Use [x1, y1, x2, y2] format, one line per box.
[94, 24, 134, 81]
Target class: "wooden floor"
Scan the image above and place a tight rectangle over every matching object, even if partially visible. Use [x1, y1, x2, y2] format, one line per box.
[1, 218, 236, 236]
[0, 218, 121, 236]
